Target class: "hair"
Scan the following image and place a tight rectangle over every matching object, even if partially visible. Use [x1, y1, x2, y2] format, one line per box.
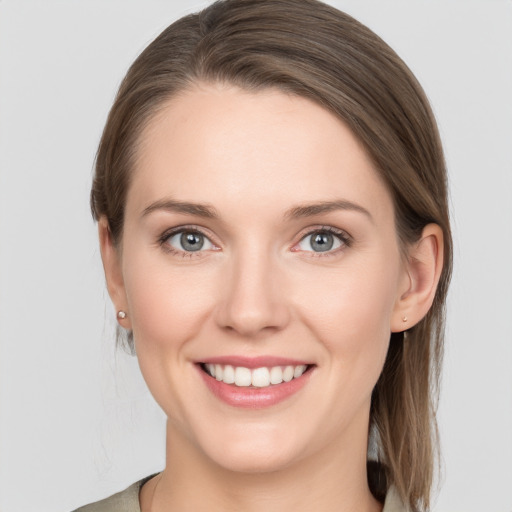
[91, 0, 452, 509]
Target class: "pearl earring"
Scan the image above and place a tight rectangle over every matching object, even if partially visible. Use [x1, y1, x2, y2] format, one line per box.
[117, 311, 127, 319]
[402, 316, 408, 323]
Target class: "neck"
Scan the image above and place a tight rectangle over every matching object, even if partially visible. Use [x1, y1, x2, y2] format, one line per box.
[141, 419, 383, 512]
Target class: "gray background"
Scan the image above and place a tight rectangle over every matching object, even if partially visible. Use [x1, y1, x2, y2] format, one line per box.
[0, 1, 511, 511]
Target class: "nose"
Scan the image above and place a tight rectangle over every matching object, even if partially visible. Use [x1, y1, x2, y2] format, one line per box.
[215, 248, 291, 338]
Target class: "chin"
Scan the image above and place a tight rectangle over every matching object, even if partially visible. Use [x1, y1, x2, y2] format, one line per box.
[211, 448, 297, 474]
[198, 428, 304, 474]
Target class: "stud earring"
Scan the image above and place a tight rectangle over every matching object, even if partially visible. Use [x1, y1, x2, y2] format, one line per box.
[402, 316, 408, 323]
[117, 310, 127, 320]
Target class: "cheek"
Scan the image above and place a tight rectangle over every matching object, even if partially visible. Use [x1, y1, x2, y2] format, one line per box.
[121, 249, 217, 351]
[293, 255, 399, 368]
[120, 250, 220, 416]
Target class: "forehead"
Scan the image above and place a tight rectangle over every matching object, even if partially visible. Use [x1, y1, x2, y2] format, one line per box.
[128, 82, 393, 221]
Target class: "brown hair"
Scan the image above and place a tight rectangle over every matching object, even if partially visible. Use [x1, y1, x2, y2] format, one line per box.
[91, 0, 452, 509]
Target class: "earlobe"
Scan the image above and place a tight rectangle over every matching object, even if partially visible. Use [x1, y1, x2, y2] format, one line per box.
[391, 224, 444, 332]
[98, 218, 131, 328]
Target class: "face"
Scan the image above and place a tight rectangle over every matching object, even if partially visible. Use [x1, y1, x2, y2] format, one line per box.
[112, 83, 410, 473]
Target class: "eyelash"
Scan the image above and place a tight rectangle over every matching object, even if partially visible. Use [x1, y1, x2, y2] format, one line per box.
[158, 225, 352, 258]
[292, 226, 352, 257]
[158, 226, 217, 259]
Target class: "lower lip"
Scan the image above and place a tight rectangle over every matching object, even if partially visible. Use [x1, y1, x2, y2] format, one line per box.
[197, 366, 313, 409]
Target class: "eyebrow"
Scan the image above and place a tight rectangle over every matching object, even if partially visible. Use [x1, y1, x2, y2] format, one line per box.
[141, 198, 372, 222]
[141, 199, 219, 219]
[284, 200, 373, 222]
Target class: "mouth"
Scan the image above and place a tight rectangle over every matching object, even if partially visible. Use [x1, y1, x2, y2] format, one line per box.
[196, 358, 315, 408]
[200, 362, 312, 388]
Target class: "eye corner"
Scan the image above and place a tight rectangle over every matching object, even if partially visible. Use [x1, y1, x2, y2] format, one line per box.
[158, 226, 219, 256]
[293, 226, 352, 256]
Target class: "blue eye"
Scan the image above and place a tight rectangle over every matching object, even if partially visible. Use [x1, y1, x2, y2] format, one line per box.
[166, 230, 214, 252]
[297, 230, 346, 253]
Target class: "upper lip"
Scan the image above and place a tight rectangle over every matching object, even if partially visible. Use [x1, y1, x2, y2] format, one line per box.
[197, 355, 313, 369]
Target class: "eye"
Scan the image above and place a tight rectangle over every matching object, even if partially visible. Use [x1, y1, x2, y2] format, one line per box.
[165, 230, 215, 253]
[295, 229, 349, 253]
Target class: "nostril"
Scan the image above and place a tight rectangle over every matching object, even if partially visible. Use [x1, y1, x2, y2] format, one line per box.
[214, 275, 291, 336]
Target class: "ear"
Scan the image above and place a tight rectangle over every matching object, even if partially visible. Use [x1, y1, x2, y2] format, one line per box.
[98, 217, 132, 329]
[391, 223, 444, 332]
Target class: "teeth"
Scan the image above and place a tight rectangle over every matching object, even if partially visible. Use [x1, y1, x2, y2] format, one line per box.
[205, 363, 308, 388]
[270, 366, 283, 385]
[283, 365, 294, 382]
[251, 367, 270, 387]
[234, 367, 252, 387]
[223, 365, 235, 384]
[293, 365, 305, 378]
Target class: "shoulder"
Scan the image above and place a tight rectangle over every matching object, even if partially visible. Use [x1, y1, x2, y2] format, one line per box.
[71, 475, 155, 512]
[72, 476, 406, 512]
[382, 486, 411, 512]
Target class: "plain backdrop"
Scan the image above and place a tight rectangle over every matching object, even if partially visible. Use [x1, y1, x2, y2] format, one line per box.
[0, 1, 511, 511]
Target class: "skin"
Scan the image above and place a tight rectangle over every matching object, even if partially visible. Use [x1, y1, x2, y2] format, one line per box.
[100, 83, 443, 512]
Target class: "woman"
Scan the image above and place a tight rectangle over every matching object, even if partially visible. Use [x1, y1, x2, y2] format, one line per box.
[75, 0, 452, 510]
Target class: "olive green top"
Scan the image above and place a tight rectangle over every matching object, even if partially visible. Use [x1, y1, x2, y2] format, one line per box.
[73, 476, 408, 512]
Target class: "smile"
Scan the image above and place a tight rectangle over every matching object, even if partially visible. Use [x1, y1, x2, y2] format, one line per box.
[196, 357, 314, 408]
[203, 363, 309, 388]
